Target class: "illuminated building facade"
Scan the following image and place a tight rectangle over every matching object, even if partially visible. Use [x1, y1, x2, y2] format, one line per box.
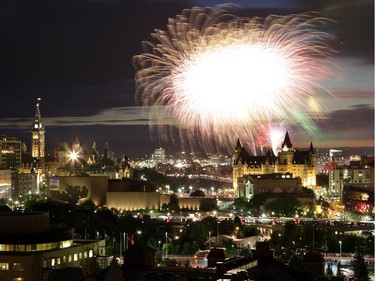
[31, 99, 45, 168]
[233, 132, 317, 196]
[342, 184, 373, 214]
[329, 159, 372, 199]
[152, 147, 166, 163]
[0, 135, 22, 170]
[236, 173, 301, 198]
[12, 172, 38, 198]
[0, 169, 12, 199]
[0, 212, 105, 281]
[55, 136, 116, 172]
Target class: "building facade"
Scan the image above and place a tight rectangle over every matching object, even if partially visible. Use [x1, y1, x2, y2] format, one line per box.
[342, 184, 373, 214]
[328, 160, 372, 199]
[236, 173, 301, 198]
[12, 172, 38, 198]
[233, 132, 316, 196]
[152, 147, 166, 163]
[0, 212, 105, 281]
[0, 135, 22, 170]
[0, 169, 12, 199]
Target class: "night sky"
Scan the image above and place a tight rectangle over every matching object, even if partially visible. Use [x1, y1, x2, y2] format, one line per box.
[0, 0, 373, 158]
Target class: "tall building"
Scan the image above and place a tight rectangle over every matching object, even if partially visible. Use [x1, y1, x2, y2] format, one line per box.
[0, 135, 22, 170]
[0, 169, 12, 199]
[103, 141, 110, 162]
[31, 98, 45, 168]
[233, 132, 317, 196]
[12, 172, 38, 198]
[329, 159, 373, 199]
[152, 147, 166, 163]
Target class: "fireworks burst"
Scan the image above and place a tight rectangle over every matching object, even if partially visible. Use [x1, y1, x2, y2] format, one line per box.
[133, 6, 336, 154]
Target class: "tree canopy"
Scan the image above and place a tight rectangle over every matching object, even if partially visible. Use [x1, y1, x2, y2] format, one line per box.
[265, 196, 301, 217]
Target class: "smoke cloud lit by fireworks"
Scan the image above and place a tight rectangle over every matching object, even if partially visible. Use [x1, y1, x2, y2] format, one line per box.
[133, 6, 336, 154]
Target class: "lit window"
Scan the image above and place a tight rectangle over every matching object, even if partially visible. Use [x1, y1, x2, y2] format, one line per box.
[0, 263, 9, 270]
[79, 253, 82, 260]
[89, 250, 93, 258]
[57, 258, 61, 265]
[13, 263, 23, 271]
[74, 254, 78, 261]
[84, 251, 87, 258]
[68, 255, 72, 262]
[51, 259, 55, 267]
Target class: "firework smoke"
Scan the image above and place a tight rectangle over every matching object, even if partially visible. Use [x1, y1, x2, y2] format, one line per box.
[133, 6, 335, 154]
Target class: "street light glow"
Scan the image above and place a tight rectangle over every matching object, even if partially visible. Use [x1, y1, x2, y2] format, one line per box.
[69, 151, 78, 161]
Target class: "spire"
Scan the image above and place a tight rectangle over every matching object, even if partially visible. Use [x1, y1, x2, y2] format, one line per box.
[72, 130, 80, 153]
[309, 142, 315, 154]
[235, 138, 242, 151]
[103, 141, 110, 160]
[92, 141, 97, 152]
[72, 130, 79, 149]
[282, 131, 293, 149]
[32, 98, 43, 130]
[72, 130, 79, 145]
[265, 148, 275, 158]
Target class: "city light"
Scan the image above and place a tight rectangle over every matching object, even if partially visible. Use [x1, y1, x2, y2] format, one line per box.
[69, 151, 78, 161]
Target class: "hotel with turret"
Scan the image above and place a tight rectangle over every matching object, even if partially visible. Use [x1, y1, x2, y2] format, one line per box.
[233, 132, 317, 198]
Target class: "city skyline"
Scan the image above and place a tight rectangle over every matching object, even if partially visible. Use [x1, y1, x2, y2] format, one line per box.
[0, 0, 373, 157]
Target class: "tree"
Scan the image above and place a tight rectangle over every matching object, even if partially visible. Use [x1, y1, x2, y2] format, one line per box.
[182, 242, 199, 255]
[51, 186, 88, 204]
[132, 168, 174, 192]
[352, 246, 370, 281]
[269, 221, 304, 264]
[248, 193, 266, 216]
[233, 196, 249, 212]
[160, 193, 180, 212]
[0, 197, 7, 206]
[222, 238, 239, 256]
[265, 196, 301, 217]
[190, 189, 205, 196]
[242, 225, 259, 237]
[23, 193, 47, 209]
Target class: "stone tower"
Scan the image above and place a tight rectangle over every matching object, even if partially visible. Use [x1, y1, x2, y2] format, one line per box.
[31, 98, 45, 168]
[278, 131, 294, 165]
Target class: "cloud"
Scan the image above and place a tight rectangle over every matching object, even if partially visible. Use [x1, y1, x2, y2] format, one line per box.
[320, 105, 374, 142]
[0, 106, 178, 128]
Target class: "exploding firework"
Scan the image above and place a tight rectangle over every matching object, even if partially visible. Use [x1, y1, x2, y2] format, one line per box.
[133, 6, 336, 154]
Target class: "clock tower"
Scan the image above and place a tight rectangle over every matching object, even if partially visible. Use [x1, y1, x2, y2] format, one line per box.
[31, 98, 45, 167]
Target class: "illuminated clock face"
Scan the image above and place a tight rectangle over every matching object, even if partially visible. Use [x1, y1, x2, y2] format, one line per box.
[34, 124, 38, 129]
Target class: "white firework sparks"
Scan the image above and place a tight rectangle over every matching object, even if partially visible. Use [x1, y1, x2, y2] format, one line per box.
[133, 6, 336, 154]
